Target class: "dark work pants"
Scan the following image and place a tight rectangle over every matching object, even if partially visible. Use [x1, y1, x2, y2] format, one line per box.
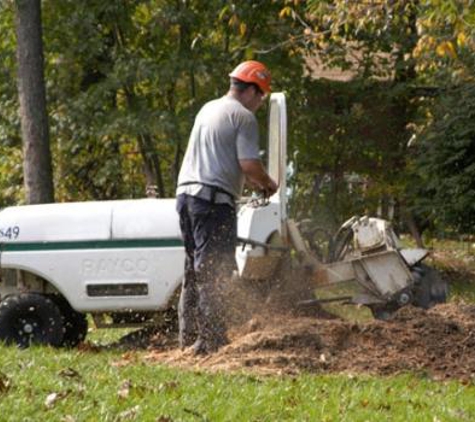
[176, 194, 237, 349]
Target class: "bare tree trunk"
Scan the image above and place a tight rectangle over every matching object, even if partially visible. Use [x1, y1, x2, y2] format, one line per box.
[15, 0, 54, 204]
[137, 134, 166, 198]
[404, 211, 424, 248]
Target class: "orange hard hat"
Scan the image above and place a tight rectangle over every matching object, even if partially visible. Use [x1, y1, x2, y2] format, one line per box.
[229, 60, 271, 93]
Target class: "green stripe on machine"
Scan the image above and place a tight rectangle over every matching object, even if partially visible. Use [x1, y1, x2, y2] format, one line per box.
[1, 238, 184, 252]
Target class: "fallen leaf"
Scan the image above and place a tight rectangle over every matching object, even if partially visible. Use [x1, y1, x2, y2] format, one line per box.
[117, 405, 140, 420]
[59, 367, 81, 379]
[45, 391, 69, 409]
[158, 381, 179, 392]
[76, 342, 101, 352]
[0, 372, 11, 394]
[118, 380, 133, 399]
[111, 360, 131, 368]
[184, 408, 205, 419]
[45, 392, 59, 409]
[112, 352, 137, 368]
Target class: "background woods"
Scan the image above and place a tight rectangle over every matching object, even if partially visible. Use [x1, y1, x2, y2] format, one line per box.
[0, 0, 474, 240]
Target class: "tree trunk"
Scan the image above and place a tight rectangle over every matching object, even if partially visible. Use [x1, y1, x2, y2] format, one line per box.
[123, 85, 166, 198]
[15, 0, 54, 204]
[137, 134, 166, 198]
[404, 210, 424, 248]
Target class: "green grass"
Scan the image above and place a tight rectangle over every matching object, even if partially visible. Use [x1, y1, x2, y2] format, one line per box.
[0, 344, 474, 422]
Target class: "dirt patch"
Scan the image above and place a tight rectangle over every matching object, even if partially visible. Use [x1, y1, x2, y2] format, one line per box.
[103, 302, 475, 381]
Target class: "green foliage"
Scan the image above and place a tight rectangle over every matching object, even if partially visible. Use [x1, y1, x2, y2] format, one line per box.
[405, 2, 475, 235]
[413, 0, 475, 82]
[305, 0, 418, 80]
[283, 0, 422, 229]
[414, 82, 475, 234]
[0, 145, 23, 208]
[0, 3, 24, 206]
[288, 76, 413, 229]
[292, 0, 475, 235]
[0, 0, 305, 202]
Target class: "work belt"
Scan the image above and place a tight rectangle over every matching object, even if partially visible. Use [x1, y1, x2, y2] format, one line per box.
[178, 182, 235, 203]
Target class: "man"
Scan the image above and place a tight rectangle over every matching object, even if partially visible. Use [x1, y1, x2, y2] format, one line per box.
[176, 60, 278, 355]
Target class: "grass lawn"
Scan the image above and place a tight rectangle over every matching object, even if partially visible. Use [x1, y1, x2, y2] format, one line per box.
[1, 339, 475, 421]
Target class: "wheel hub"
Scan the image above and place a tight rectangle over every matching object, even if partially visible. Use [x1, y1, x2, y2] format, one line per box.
[17, 317, 38, 335]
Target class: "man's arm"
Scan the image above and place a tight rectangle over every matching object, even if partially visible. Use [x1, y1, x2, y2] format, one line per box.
[239, 159, 278, 197]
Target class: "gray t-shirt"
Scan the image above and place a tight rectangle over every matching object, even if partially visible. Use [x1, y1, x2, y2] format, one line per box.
[176, 95, 260, 203]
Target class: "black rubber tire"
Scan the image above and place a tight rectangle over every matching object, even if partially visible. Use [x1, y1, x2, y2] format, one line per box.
[328, 226, 354, 263]
[412, 263, 449, 309]
[51, 295, 88, 348]
[301, 226, 333, 263]
[0, 294, 64, 348]
[368, 302, 400, 321]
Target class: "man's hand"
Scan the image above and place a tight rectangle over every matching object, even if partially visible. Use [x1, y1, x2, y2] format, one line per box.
[262, 178, 278, 198]
[239, 159, 278, 197]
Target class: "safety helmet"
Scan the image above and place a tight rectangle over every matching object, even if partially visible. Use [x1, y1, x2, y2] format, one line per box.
[229, 60, 271, 93]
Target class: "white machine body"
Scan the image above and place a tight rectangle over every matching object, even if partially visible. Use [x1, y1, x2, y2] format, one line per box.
[0, 199, 184, 312]
[236, 93, 288, 279]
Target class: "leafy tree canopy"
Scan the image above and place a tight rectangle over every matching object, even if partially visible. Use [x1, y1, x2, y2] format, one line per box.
[0, 0, 474, 237]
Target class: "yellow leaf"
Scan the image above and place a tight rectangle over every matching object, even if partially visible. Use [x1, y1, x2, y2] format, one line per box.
[228, 14, 238, 27]
[446, 41, 457, 58]
[457, 32, 467, 47]
[435, 41, 456, 58]
[240, 22, 247, 37]
[435, 43, 445, 57]
[412, 43, 422, 58]
[279, 6, 292, 18]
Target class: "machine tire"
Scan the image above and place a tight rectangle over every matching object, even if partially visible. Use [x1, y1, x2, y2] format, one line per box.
[412, 263, 449, 309]
[327, 226, 354, 263]
[300, 225, 333, 263]
[368, 302, 400, 321]
[51, 295, 88, 347]
[0, 293, 64, 348]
